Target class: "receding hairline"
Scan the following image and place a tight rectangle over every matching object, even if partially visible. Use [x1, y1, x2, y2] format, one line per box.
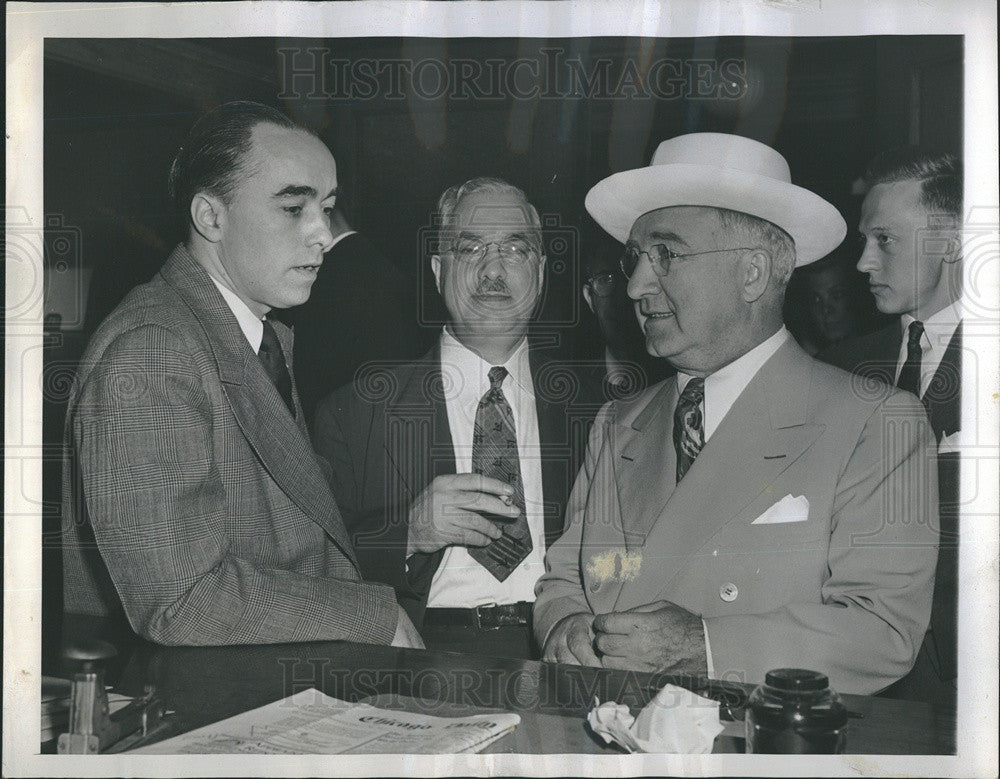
[224, 121, 334, 195]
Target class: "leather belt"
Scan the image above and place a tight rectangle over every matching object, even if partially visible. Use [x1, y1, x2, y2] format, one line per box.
[423, 602, 532, 631]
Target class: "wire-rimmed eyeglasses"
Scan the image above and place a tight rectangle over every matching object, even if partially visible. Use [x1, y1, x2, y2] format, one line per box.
[450, 235, 539, 265]
[619, 243, 758, 279]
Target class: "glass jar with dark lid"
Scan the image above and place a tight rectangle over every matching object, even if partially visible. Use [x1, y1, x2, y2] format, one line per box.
[745, 668, 848, 753]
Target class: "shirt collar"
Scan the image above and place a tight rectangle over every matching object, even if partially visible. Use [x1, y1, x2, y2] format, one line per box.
[902, 299, 962, 351]
[208, 275, 265, 352]
[676, 327, 790, 440]
[439, 326, 533, 399]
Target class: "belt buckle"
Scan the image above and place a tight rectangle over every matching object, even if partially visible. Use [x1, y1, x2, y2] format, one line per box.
[475, 603, 501, 630]
[475, 603, 527, 630]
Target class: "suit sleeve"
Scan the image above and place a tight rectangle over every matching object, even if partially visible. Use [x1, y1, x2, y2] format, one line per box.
[533, 403, 614, 647]
[73, 325, 399, 646]
[702, 392, 939, 694]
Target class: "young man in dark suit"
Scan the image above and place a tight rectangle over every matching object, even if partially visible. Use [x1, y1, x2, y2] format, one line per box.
[821, 149, 962, 705]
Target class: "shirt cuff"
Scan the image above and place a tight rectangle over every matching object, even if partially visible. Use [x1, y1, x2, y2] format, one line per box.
[702, 618, 715, 678]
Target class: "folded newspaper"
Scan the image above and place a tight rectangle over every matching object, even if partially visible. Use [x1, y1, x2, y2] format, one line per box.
[131, 689, 519, 754]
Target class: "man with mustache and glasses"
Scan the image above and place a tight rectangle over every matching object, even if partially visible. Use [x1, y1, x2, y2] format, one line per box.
[313, 178, 601, 658]
[533, 134, 940, 695]
[62, 102, 422, 648]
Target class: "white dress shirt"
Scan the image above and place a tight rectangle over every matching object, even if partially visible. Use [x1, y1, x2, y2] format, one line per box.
[674, 326, 791, 675]
[209, 275, 264, 351]
[675, 327, 791, 442]
[896, 300, 962, 398]
[426, 328, 547, 608]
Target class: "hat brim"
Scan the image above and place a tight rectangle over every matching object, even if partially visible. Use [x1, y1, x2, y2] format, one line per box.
[585, 164, 846, 266]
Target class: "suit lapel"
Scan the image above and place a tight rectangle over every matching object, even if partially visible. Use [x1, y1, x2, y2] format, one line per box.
[160, 246, 357, 563]
[618, 340, 826, 605]
[383, 346, 457, 501]
[615, 380, 678, 549]
[923, 321, 962, 441]
[856, 323, 903, 384]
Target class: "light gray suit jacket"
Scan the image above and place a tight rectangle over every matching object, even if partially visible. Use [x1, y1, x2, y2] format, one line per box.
[62, 244, 399, 645]
[534, 338, 939, 694]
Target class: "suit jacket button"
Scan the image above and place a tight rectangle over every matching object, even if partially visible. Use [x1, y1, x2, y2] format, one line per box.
[719, 582, 738, 602]
[589, 580, 601, 592]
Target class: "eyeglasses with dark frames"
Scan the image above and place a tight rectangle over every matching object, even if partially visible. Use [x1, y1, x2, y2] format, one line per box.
[619, 243, 759, 279]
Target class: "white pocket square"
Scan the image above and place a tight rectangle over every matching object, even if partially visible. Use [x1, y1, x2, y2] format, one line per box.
[751, 494, 810, 525]
[938, 430, 963, 455]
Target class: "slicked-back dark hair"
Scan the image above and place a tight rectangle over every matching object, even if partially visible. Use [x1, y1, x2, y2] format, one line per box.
[864, 148, 962, 218]
[167, 101, 310, 217]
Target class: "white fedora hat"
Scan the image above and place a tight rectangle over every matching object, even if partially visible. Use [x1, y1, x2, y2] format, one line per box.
[585, 133, 846, 266]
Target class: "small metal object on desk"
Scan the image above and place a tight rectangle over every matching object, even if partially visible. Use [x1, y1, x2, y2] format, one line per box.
[57, 639, 165, 754]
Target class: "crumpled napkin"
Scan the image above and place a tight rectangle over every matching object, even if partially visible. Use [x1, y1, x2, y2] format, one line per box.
[587, 683, 724, 753]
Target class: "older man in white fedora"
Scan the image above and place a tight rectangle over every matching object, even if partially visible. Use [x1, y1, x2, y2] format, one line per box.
[533, 133, 940, 694]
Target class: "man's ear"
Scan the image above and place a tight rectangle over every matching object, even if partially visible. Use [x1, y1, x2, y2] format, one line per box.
[582, 283, 595, 314]
[190, 193, 225, 243]
[536, 253, 547, 291]
[942, 229, 963, 265]
[742, 249, 771, 302]
[431, 255, 443, 295]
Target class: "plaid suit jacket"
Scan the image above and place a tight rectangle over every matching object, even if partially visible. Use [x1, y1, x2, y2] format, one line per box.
[62, 244, 399, 646]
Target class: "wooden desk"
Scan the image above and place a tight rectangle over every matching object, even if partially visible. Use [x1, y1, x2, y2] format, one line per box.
[50, 625, 955, 755]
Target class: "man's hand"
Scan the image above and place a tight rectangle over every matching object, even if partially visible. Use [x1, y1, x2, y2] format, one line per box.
[593, 600, 707, 674]
[391, 606, 425, 649]
[406, 473, 519, 556]
[541, 612, 601, 666]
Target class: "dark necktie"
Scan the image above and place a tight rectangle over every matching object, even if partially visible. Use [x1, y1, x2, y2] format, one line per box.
[673, 377, 705, 482]
[258, 319, 295, 416]
[896, 320, 925, 397]
[468, 366, 533, 581]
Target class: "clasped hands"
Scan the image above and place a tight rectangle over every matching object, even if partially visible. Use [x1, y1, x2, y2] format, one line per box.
[543, 601, 708, 675]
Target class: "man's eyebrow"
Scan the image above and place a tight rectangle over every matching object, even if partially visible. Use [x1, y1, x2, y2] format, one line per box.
[272, 185, 315, 198]
[647, 230, 688, 245]
[454, 230, 539, 244]
[272, 185, 339, 199]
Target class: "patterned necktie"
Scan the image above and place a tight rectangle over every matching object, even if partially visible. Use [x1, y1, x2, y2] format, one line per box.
[468, 366, 533, 581]
[673, 377, 705, 482]
[896, 320, 925, 397]
[258, 319, 295, 416]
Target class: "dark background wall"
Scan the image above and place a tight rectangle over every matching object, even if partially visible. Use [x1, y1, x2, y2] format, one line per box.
[41, 35, 962, 656]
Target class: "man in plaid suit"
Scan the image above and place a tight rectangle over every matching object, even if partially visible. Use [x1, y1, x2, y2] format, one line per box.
[62, 102, 423, 647]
